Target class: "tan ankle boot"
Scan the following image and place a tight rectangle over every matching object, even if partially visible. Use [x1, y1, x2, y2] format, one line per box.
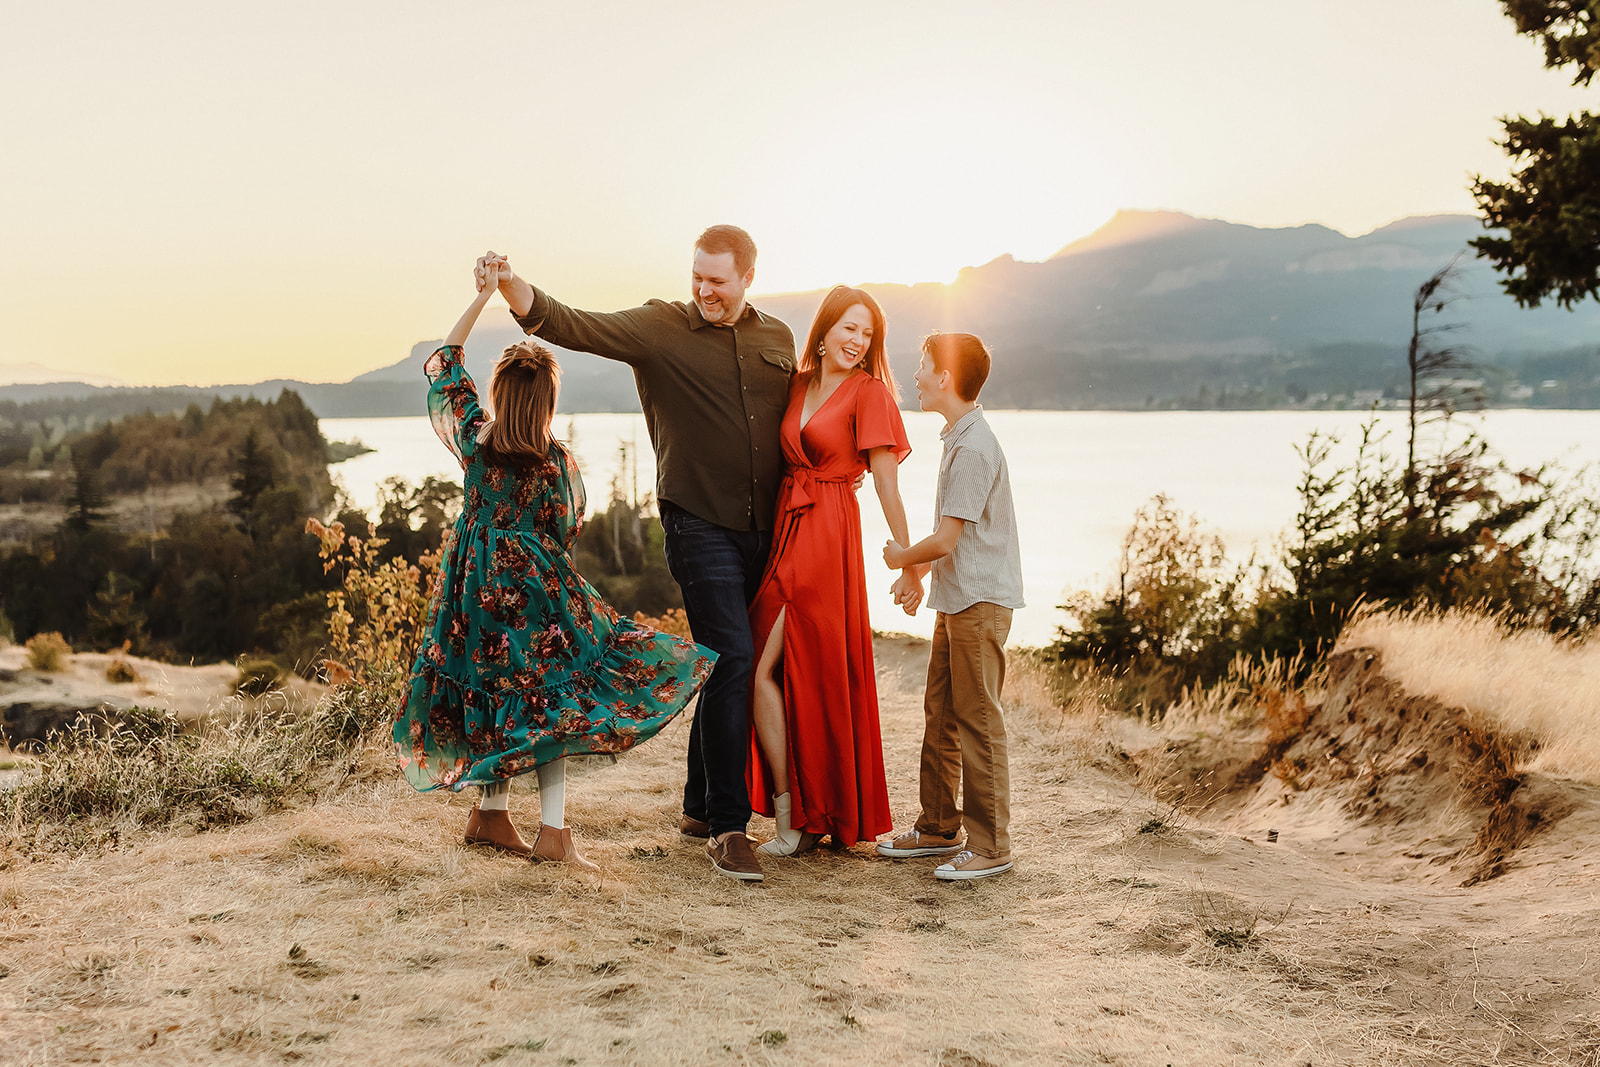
[757, 792, 821, 856]
[531, 825, 600, 873]
[464, 805, 533, 856]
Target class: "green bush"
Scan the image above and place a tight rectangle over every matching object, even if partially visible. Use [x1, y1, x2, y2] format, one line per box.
[1054, 493, 1250, 709]
[1053, 420, 1600, 704]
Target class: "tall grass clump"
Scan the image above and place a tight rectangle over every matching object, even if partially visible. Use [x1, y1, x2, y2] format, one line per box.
[1, 679, 395, 853]
[25, 631, 72, 672]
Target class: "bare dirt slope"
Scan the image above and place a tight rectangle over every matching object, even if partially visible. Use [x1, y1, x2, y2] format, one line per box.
[1, 636, 1598, 1065]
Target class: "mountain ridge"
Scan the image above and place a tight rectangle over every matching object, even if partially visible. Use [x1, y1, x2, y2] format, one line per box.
[10, 211, 1600, 414]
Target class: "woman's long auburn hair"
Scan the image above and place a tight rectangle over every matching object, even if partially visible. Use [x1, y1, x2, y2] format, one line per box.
[798, 285, 897, 400]
[484, 341, 561, 458]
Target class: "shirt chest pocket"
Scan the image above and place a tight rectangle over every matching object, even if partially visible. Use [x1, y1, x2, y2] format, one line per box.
[756, 348, 794, 411]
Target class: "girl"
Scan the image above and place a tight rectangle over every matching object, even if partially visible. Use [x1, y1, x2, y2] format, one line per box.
[395, 265, 716, 870]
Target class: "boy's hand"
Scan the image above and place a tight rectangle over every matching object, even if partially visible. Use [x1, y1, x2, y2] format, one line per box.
[891, 572, 923, 616]
[883, 539, 906, 569]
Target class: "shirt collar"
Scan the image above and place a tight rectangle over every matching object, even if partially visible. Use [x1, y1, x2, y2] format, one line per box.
[688, 301, 758, 331]
[939, 405, 984, 443]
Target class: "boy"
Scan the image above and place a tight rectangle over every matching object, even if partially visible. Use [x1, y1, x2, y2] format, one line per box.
[879, 332, 1025, 881]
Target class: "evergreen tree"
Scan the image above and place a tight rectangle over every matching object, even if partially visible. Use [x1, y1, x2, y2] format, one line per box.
[1472, 1, 1600, 308]
[1404, 261, 1481, 509]
[64, 456, 108, 532]
[228, 428, 276, 531]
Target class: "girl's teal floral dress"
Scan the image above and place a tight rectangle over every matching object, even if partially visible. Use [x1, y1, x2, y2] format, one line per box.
[395, 345, 716, 792]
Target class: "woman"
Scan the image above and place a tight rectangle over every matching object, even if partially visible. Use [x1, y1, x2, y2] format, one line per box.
[747, 285, 917, 855]
[395, 264, 716, 871]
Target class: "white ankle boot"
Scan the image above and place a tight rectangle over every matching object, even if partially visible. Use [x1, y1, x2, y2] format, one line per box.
[757, 792, 821, 856]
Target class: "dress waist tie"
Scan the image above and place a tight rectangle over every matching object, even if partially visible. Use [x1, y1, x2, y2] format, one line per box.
[768, 468, 854, 582]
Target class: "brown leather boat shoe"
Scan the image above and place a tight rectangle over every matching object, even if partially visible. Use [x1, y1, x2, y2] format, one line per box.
[707, 831, 764, 882]
[679, 814, 711, 838]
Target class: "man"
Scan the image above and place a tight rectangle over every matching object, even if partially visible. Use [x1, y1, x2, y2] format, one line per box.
[477, 226, 794, 882]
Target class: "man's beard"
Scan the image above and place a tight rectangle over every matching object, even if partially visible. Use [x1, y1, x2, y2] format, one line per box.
[697, 296, 743, 324]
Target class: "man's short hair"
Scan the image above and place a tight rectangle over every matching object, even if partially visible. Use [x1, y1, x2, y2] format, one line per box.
[695, 225, 758, 276]
[922, 332, 991, 403]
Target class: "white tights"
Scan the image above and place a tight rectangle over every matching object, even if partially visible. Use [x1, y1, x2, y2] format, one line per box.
[476, 758, 566, 828]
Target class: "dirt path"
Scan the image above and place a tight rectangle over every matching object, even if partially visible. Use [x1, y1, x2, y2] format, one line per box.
[1, 636, 1597, 1065]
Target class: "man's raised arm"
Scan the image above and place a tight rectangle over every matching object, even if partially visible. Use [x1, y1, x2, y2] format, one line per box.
[476, 251, 656, 366]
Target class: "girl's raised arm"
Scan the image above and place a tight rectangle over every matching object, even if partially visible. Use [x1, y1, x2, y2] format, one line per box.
[444, 265, 499, 348]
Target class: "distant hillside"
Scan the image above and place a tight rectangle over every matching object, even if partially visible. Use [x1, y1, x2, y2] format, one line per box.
[754, 211, 1600, 408]
[0, 331, 638, 420]
[345, 323, 640, 414]
[10, 211, 1600, 413]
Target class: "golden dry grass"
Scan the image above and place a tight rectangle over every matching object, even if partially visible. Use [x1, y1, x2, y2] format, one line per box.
[2, 637, 1599, 1064]
[1339, 606, 1600, 784]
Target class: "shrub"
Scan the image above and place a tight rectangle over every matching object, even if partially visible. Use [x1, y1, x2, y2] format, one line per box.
[25, 632, 71, 672]
[304, 518, 440, 700]
[103, 658, 140, 684]
[234, 656, 284, 697]
[1053, 419, 1600, 708]
[1051, 495, 1250, 711]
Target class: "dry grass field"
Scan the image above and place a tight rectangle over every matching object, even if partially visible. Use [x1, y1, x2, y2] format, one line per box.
[1340, 607, 1600, 784]
[2, 634, 1599, 1065]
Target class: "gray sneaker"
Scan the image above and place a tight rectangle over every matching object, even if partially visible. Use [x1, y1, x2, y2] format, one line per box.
[876, 828, 964, 858]
[934, 850, 1014, 881]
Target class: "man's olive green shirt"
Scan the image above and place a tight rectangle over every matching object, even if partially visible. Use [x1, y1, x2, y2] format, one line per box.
[514, 289, 795, 531]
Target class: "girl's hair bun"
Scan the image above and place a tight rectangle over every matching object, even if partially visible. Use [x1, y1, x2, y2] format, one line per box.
[500, 340, 558, 374]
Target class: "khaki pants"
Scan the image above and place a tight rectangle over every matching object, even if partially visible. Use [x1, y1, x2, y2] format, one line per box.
[914, 602, 1012, 857]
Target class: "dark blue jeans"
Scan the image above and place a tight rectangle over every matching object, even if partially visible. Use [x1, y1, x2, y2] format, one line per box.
[659, 501, 772, 838]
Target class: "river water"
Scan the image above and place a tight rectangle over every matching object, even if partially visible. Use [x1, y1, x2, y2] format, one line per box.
[321, 409, 1600, 647]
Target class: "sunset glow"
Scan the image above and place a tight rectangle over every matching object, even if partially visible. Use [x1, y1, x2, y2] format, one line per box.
[3, 1, 1593, 386]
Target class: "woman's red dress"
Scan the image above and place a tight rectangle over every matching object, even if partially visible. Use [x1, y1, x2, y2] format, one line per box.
[747, 370, 911, 846]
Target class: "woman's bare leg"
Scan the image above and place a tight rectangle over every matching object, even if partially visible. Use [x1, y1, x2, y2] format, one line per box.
[751, 606, 789, 797]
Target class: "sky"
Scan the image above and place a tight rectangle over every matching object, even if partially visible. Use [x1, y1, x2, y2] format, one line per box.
[2, 0, 1594, 386]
